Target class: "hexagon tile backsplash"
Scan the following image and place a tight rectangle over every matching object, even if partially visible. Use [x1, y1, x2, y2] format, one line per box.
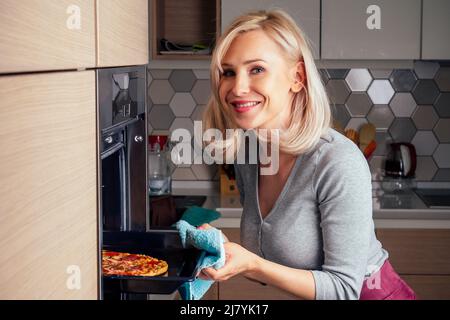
[147, 61, 450, 182]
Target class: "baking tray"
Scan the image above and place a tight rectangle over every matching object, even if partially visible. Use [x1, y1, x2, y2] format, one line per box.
[102, 230, 205, 295]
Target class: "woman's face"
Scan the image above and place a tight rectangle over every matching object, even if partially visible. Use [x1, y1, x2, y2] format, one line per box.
[218, 29, 302, 130]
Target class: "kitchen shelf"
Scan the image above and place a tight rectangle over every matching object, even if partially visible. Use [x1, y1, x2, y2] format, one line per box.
[151, 0, 220, 60]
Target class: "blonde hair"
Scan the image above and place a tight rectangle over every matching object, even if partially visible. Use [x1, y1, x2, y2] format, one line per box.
[203, 9, 331, 155]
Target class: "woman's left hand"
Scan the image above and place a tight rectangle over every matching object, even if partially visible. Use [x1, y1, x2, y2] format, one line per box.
[198, 242, 259, 281]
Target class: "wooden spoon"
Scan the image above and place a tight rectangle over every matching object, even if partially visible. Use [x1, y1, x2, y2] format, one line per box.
[359, 123, 376, 152]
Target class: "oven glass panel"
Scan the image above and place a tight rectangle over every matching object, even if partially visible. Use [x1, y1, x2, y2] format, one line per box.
[102, 147, 125, 231]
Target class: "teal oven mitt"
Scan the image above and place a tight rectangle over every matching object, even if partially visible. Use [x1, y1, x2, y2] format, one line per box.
[180, 206, 221, 227]
[175, 220, 226, 300]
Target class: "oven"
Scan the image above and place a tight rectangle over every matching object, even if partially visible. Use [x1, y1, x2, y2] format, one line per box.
[97, 66, 203, 300]
[97, 66, 147, 233]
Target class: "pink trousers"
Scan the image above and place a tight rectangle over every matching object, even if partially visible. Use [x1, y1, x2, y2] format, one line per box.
[359, 259, 417, 300]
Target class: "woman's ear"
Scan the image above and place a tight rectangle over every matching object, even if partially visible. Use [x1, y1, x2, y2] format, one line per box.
[291, 61, 306, 93]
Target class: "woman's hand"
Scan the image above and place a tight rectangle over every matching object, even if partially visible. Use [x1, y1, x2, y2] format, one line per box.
[198, 242, 260, 282]
[197, 223, 229, 242]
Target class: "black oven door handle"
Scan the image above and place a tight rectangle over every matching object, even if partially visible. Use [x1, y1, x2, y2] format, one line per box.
[101, 142, 125, 160]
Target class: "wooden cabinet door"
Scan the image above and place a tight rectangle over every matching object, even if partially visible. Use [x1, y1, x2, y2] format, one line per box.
[0, 0, 95, 74]
[422, 0, 450, 59]
[376, 229, 450, 275]
[202, 283, 219, 300]
[96, 0, 148, 67]
[402, 275, 450, 300]
[220, 228, 296, 300]
[321, 0, 421, 59]
[219, 275, 296, 300]
[0, 71, 98, 299]
[221, 0, 320, 59]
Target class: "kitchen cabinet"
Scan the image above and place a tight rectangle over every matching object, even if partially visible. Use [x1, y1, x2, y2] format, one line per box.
[376, 229, 450, 300]
[0, 0, 95, 74]
[422, 0, 450, 60]
[216, 227, 450, 300]
[219, 228, 295, 300]
[321, 0, 421, 60]
[202, 283, 219, 300]
[0, 71, 98, 299]
[96, 0, 148, 67]
[221, 0, 320, 59]
[151, 0, 220, 60]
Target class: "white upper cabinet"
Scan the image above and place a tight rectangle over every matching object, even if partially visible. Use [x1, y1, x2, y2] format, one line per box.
[221, 0, 320, 59]
[0, 0, 95, 73]
[321, 0, 421, 60]
[422, 0, 450, 60]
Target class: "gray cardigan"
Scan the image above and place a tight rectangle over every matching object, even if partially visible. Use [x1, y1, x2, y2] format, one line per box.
[235, 128, 388, 300]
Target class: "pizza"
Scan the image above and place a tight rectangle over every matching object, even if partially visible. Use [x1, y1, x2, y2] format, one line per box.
[102, 250, 168, 277]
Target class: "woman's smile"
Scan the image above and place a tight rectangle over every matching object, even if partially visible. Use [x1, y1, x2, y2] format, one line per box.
[231, 100, 262, 113]
[218, 29, 297, 130]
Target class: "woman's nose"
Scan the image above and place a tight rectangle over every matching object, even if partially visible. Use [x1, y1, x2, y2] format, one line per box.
[232, 73, 250, 96]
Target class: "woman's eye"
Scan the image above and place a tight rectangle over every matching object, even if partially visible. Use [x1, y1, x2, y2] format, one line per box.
[222, 69, 235, 77]
[251, 66, 265, 74]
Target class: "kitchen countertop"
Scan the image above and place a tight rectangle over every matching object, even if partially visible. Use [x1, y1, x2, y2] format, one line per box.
[172, 183, 450, 229]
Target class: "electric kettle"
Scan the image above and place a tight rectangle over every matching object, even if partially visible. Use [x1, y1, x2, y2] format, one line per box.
[384, 143, 417, 178]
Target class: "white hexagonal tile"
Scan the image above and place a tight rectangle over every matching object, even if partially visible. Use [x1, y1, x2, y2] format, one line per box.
[367, 80, 395, 104]
[389, 93, 417, 117]
[411, 131, 439, 156]
[433, 144, 450, 168]
[345, 68, 372, 91]
[149, 80, 175, 104]
[169, 92, 196, 117]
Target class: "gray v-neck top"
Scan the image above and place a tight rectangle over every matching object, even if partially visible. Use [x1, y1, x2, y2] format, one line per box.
[235, 128, 388, 300]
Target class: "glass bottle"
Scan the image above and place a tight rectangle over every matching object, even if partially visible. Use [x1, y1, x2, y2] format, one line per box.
[148, 135, 172, 195]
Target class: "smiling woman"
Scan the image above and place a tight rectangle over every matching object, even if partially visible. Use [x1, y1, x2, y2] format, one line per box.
[205, 10, 329, 155]
[219, 30, 300, 130]
[201, 9, 417, 300]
